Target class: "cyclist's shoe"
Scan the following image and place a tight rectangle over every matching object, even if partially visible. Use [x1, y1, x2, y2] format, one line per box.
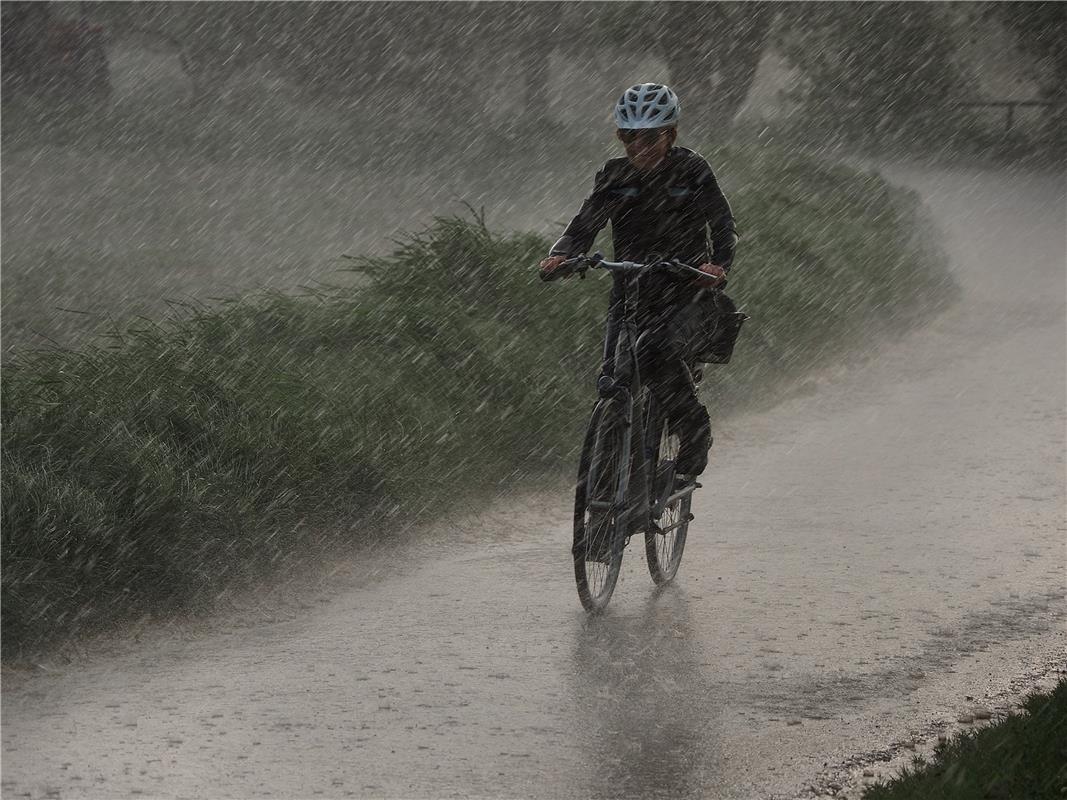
[675, 434, 712, 479]
[674, 473, 700, 492]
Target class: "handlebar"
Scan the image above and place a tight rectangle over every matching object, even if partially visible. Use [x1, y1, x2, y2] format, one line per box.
[539, 251, 710, 283]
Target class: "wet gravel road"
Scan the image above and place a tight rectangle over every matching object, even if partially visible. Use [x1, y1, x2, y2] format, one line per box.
[3, 166, 1065, 799]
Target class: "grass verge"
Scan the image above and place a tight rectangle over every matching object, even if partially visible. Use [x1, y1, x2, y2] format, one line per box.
[862, 679, 1067, 799]
[1, 145, 956, 656]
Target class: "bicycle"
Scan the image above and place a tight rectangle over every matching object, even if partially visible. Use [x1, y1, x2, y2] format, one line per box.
[542, 252, 720, 612]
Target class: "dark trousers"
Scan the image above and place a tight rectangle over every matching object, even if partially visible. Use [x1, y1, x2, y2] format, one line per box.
[634, 299, 712, 476]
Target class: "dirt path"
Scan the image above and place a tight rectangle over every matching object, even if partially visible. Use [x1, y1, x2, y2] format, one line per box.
[2, 165, 1064, 799]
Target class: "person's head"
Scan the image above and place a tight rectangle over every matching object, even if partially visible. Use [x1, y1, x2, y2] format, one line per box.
[613, 83, 679, 171]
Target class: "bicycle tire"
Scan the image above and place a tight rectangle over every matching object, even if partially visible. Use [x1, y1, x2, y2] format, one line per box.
[644, 415, 691, 584]
[573, 398, 628, 612]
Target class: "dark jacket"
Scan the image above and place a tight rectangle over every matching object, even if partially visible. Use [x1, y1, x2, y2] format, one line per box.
[550, 146, 738, 322]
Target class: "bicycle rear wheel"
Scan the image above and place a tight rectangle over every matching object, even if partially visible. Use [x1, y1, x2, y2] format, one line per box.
[573, 399, 628, 612]
[645, 416, 691, 584]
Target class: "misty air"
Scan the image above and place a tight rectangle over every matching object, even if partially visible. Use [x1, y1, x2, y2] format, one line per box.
[1, 3, 1064, 798]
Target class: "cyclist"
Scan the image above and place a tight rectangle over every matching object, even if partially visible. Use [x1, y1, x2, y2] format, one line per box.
[539, 82, 738, 483]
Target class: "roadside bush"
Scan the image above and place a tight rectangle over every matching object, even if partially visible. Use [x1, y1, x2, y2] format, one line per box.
[1, 146, 956, 654]
[862, 679, 1067, 799]
[776, 2, 977, 152]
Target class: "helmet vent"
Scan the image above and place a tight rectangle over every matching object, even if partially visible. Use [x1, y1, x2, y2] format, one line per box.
[614, 82, 680, 130]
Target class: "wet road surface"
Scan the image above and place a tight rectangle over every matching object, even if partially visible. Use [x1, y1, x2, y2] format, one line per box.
[2, 166, 1065, 799]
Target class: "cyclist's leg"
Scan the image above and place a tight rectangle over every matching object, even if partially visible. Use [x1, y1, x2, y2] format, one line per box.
[636, 307, 712, 476]
[660, 377, 711, 477]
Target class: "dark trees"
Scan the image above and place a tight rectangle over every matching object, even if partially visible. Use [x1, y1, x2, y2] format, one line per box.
[984, 2, 1065, 153]
[654, 3, 774, 134]
[776, 2, 976, 147]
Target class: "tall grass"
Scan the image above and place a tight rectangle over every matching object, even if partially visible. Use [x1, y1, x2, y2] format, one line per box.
[1, 147, 956, 654]
[862, 679, 1067, 799]
[697, 142, 958, 409]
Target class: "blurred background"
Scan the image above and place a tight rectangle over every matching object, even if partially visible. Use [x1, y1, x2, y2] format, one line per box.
[2, 1, 1063, 353]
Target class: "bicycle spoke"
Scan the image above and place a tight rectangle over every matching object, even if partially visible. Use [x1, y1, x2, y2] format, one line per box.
[645, 420, 690, 584]
[574, 401, 627, 611]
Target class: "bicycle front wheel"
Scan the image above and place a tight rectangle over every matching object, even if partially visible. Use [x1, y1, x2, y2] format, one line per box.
[645, 416, 691, 584]
[573, 398, 628, 612]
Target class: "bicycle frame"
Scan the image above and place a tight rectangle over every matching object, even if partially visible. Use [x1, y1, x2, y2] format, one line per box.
[588, 269, 700, 541]
[559, 253, 708, 606]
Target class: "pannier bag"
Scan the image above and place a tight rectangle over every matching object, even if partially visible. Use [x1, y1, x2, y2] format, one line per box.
[691, 290, 749, 365]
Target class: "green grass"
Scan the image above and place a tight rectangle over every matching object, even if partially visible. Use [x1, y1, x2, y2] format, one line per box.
[1, 146, 956, 656]
[690, 141, 958, 412]
[863, 679, 1067, 799]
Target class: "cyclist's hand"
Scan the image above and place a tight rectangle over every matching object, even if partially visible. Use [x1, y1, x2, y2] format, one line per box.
[694, 262, 727, 288]
[539, 255, 568, 279]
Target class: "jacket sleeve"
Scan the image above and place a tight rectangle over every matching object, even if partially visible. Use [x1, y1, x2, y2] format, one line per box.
[549, 166, 613, 257]
[694, 161, 739, 271]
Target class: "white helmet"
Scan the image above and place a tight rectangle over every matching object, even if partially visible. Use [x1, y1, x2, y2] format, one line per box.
[613, 83, 680, 129]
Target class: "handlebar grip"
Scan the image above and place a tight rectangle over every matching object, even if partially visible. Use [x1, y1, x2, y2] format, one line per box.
[539, 263, 576, 282]
[540, 256, 587, 282]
